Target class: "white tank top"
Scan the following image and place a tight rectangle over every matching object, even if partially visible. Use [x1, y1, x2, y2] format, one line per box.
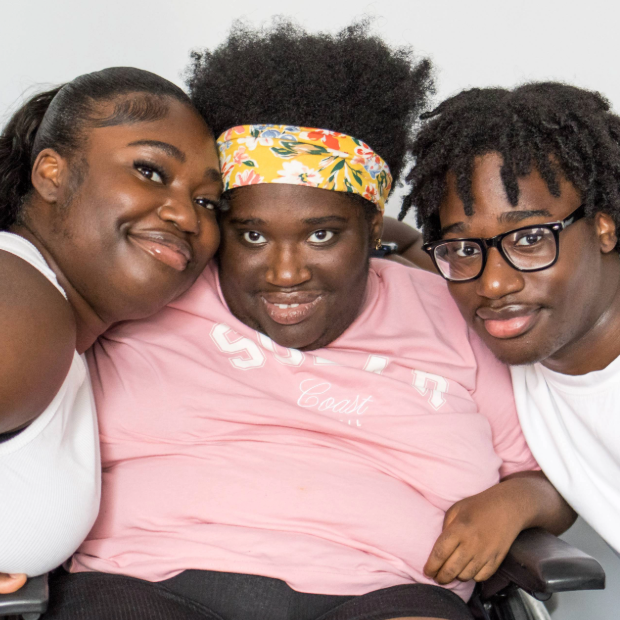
[0, 232, 100, 576]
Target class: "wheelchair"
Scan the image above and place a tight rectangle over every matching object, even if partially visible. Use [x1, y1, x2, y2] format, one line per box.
[0, 527, 605, 620]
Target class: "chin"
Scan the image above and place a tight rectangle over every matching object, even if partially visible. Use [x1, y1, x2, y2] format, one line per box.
[485, 341, 550, 367]
[267, 329, 319, 351]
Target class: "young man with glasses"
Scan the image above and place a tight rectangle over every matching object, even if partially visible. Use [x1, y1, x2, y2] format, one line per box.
[400, 82, 620, 555]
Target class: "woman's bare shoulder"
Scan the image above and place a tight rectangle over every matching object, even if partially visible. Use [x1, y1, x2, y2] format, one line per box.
[0, 250, 76, 433]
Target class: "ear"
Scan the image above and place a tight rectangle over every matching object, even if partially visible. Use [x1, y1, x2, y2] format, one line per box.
[594, 212, 618, 254]
[30, 148, 69, 204]
[370, 210, 384, 244]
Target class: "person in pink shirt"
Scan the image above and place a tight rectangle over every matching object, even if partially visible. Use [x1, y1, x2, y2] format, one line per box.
[44, 22, 575, 620]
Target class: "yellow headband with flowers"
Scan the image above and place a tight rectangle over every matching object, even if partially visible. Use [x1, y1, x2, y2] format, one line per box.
[216, 125, 392, 212]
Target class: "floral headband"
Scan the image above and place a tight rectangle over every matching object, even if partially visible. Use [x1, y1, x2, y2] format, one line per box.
[216, 124, 392, 212]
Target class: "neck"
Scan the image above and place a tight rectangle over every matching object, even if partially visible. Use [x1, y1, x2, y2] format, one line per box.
[543, 260, 620, 375]
[11, 223, 111, 353]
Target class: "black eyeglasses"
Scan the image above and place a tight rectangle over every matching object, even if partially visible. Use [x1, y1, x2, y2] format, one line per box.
[423, 205, 586, 283]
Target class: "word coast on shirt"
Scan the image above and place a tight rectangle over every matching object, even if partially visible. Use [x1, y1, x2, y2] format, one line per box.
[76, 260, 537, 602]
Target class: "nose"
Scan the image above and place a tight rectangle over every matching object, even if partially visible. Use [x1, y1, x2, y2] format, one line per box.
[265, 244, 312, 288]
[157, 196, 200, 235]
[475, 247, 525, 299]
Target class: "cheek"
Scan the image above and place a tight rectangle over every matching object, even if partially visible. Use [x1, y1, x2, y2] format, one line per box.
[195, 215, 220, 263]
[218, 245, 259, 296]
[64, 181, 141, 241]
[446, 283, 479, 322]
[539, 246, 593, 310]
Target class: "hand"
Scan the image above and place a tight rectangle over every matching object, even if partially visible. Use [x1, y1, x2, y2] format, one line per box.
[424, 484, 525, 585]
[0, 572, 27, 594]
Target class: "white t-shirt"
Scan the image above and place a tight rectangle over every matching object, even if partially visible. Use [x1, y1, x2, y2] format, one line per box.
[0, 232, 100, 576]
[511, 360, 620, 553]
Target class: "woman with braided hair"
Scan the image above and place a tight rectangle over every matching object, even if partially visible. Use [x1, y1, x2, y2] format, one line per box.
[46, 23, 574, 620]
[0, 67, 222, 594]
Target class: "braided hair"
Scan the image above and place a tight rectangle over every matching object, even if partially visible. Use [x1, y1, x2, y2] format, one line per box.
[401, 82, 620, 246]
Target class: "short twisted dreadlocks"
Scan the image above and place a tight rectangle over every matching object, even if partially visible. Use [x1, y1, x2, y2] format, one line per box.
[401, 82, 620, 248]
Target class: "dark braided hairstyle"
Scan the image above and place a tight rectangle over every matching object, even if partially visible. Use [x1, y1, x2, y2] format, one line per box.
[401, 82, 620, 246]
[186, 19, 433, 220]
[0, 67, 193, 230]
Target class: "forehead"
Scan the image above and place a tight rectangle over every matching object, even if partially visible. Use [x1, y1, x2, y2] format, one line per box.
[84, 99, 217, 163]
[439, 152, 581, 236]
[224, 184, 362, 223]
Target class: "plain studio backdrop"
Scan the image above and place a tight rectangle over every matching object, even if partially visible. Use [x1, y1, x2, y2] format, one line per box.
[2, 1, 620, 618]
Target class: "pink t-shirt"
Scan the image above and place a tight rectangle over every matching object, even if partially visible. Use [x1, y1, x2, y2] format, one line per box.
[73, 260, 536, 601]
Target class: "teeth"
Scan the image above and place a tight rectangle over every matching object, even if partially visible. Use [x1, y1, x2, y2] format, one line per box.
[275, 303, 301, 309]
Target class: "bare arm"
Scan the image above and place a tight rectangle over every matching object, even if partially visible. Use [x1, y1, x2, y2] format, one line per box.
[424, 471, 577, 585]
[0, 250, 75, 434]
[381, 216, 437, 272]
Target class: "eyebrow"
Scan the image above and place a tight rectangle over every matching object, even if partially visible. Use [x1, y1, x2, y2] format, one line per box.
[227, 215, 349, 227]
[228, 217, 267, 226]
[205, 168, 223, 185]
[129, 140, 222, 188]
[440, 209, 555, 236]
[440, 222, 466, 236]
[303, 216, 348, 225]
[127, 139, 186, 163]
[498, 209, 553, 223]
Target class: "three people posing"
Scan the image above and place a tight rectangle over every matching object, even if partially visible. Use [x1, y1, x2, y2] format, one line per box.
[40, 22, 574, 620]
[3, 18, 612, 620]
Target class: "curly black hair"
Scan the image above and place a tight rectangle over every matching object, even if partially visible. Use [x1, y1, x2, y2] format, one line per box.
[401, 82, 620, 246]
[186, 18, 433, 195]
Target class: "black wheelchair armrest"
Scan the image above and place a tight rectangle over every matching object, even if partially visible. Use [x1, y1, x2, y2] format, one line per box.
[479, 527, 606, 601]
[0, 573, 49, 619]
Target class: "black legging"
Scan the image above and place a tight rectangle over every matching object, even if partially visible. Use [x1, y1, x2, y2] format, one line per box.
[41, 569, 474, 620]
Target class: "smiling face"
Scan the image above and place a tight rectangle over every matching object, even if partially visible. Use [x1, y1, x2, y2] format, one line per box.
[30, 97, 222, 322]
[439, 152, 620, 370]
[218, 184, 382, 351]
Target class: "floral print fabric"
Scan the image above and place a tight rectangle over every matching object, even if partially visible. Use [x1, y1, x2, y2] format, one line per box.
[217, 125, 392, 211]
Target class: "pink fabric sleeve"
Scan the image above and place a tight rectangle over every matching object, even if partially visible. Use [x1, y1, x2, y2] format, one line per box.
[468, 329, 540, 478]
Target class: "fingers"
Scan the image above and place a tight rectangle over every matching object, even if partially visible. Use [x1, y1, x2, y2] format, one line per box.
[453, 556, 499, 583]
[0, 572, 27, 594]
[423, 530, 460, 579]
[425, 530, 505, 585]
[473, 557, 503, 583]
[431, 546, 482, 584]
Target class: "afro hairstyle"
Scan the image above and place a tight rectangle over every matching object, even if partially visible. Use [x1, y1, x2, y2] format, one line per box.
[186, 18, 433, 196]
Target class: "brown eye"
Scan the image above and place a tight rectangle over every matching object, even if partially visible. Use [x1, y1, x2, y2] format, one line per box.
[308, 230, 335, 243]
[243, 231, 267, 244]
[135, 163, 165, 184]
[195, 198, 216, 211]
[454, 242, 481, 258]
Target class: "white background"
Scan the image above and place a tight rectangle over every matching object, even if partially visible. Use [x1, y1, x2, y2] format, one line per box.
[4, 0, 620, 225]
[2, 1, 620, 617]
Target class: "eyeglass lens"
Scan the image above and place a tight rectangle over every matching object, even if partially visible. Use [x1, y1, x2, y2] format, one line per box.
[434, 226, 558, 281]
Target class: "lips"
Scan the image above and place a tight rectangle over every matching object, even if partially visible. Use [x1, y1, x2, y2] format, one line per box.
[260, 292, 323, 325]
[476, 305, 541, 339]
[128, 231, 192, 272]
